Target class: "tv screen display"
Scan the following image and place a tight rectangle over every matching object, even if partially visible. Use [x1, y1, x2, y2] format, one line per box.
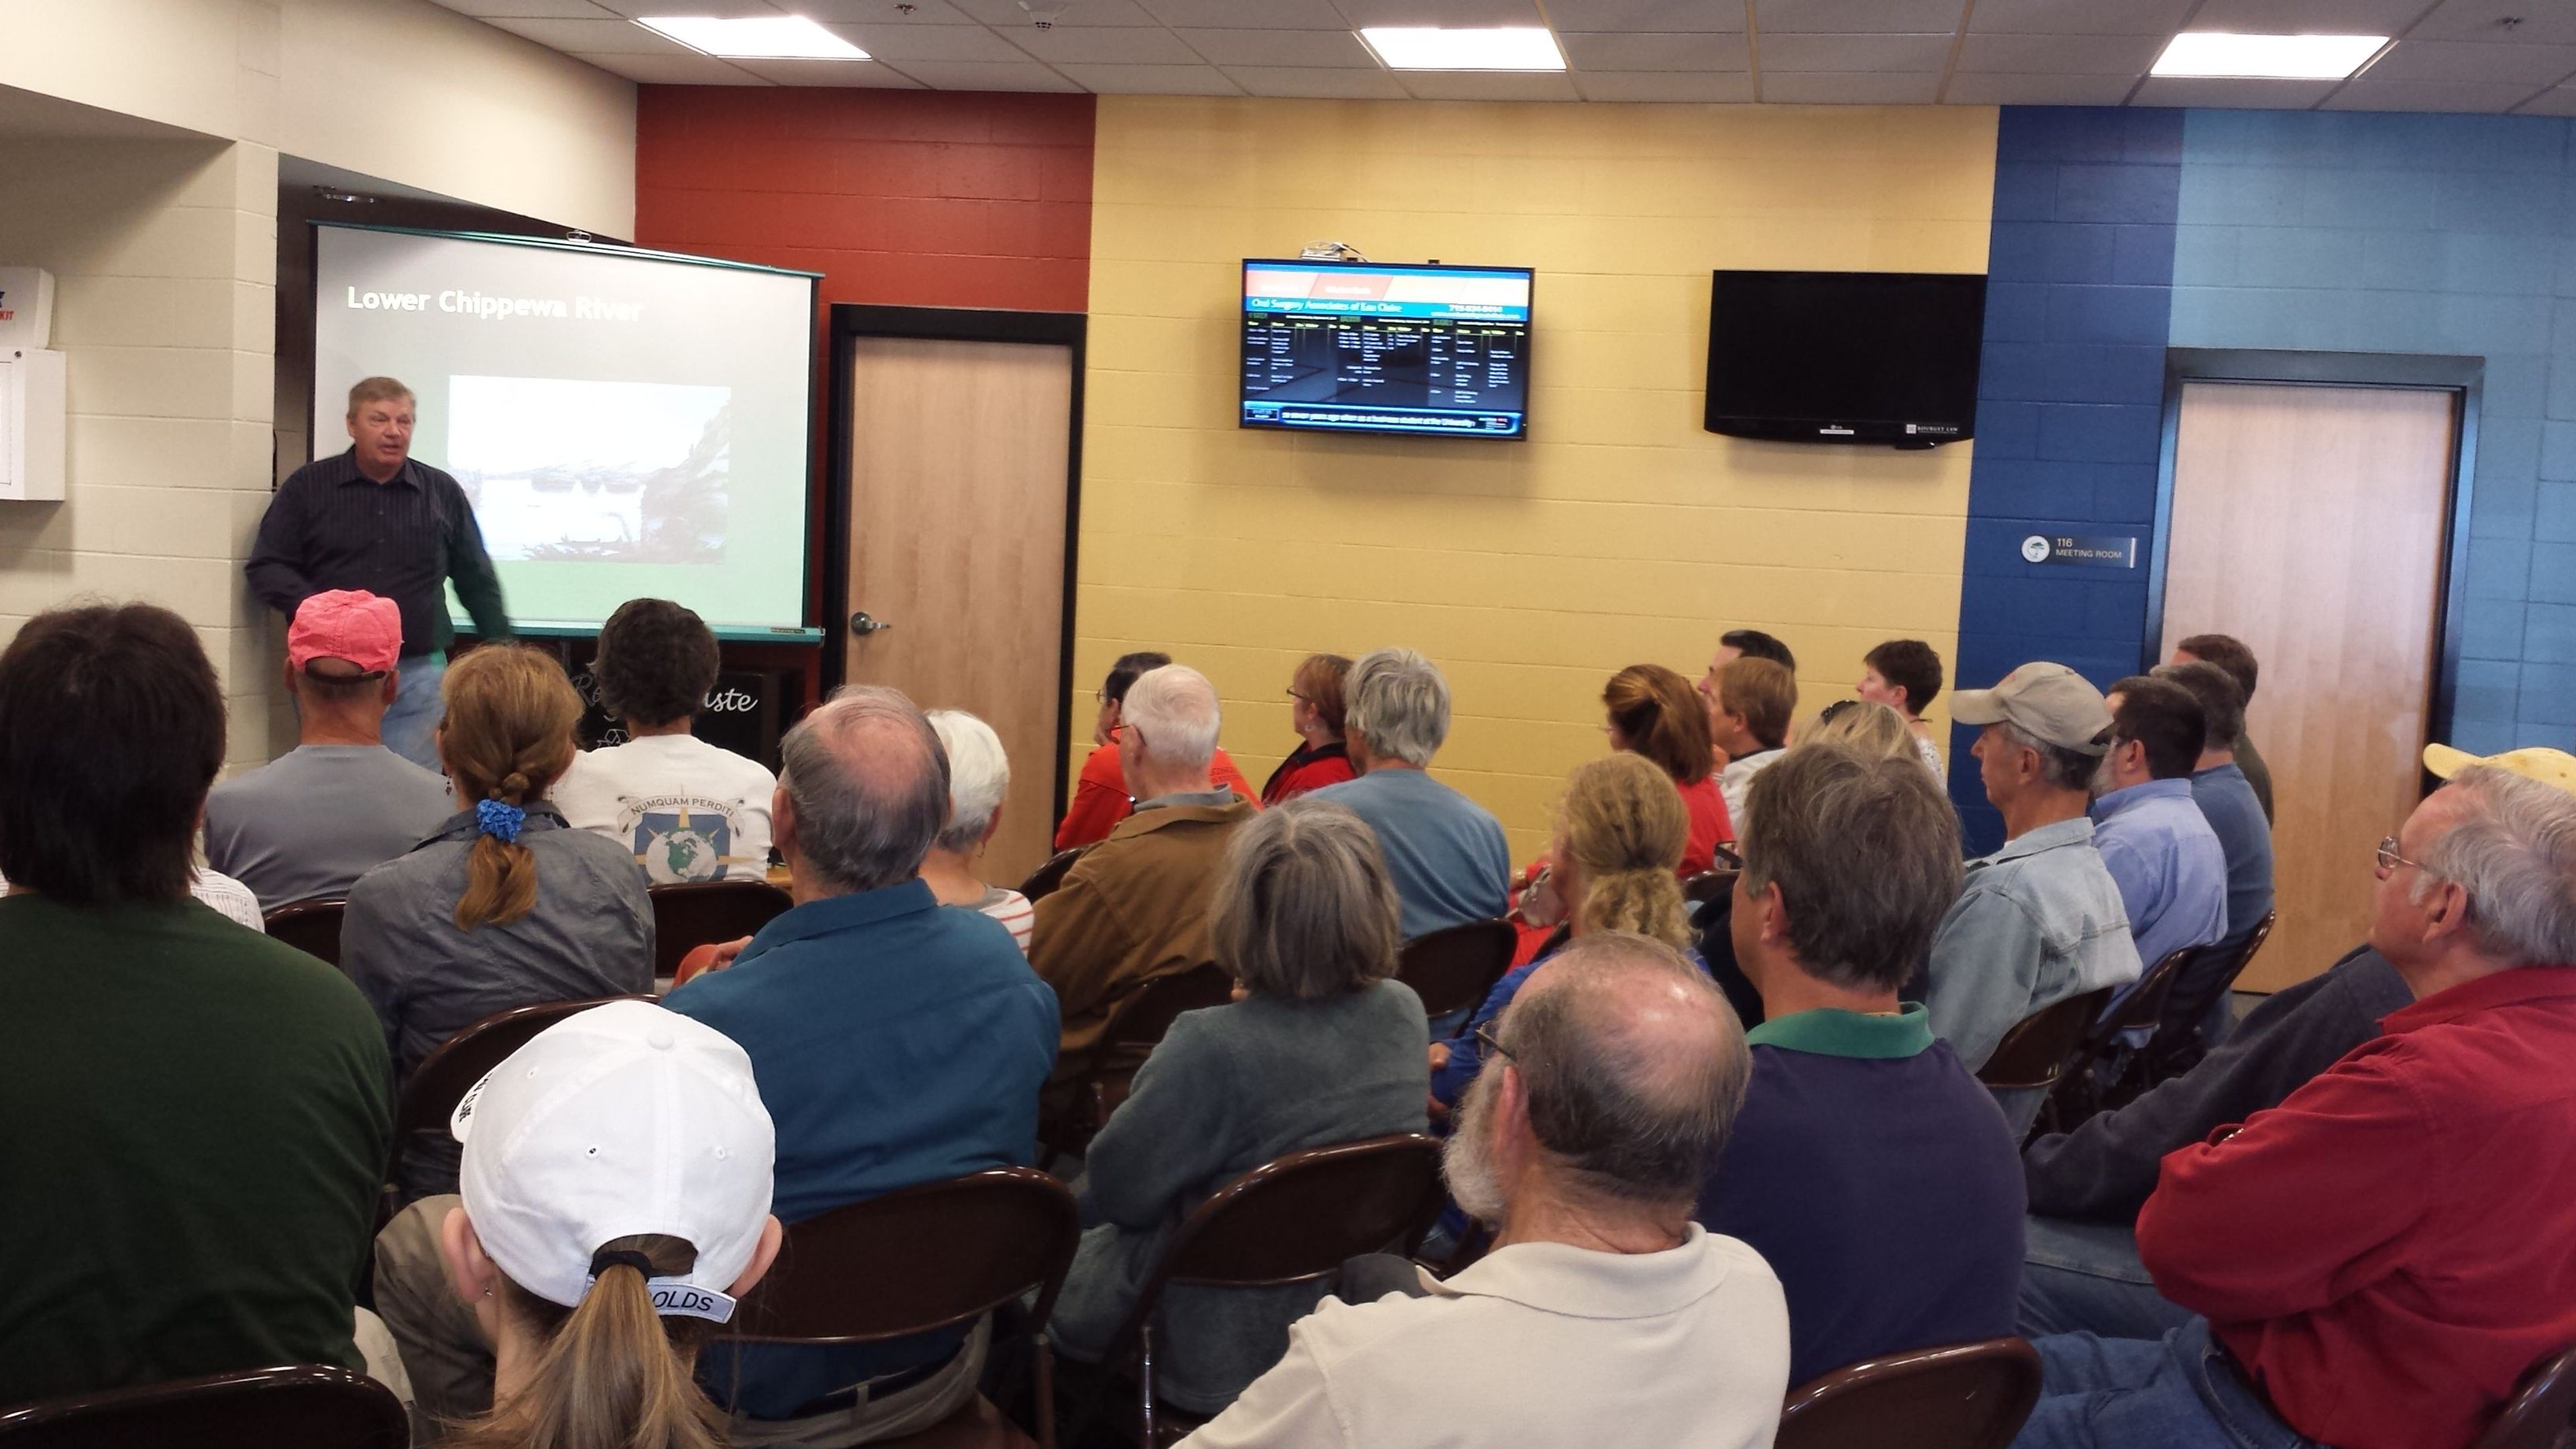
[1240, 260, 1532, 439]
[1703, 270, 1986, 447]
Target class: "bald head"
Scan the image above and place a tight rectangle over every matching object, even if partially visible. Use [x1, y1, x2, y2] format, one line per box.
[777, 684, 950, 895]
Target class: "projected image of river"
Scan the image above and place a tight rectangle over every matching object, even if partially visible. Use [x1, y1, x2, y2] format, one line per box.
[448, 376, 731, 564]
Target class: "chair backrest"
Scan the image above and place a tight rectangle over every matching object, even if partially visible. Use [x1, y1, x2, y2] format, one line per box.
[1976, 987, 2115, 1091]
[0, 1364, 409, 1449]
[647, 879, 792, 977]
[1394, 919, 1519, 1019]
[2152, 911, 2277, 1049]
[1099, 961, 1237, 1059]
[2090, 947, 2198, 1044]
[1019, 846, 1087, 903]
[724, 1167, 1081, 1346]
[264, 900, 347, 969]
[1776, 1337, 2043, 1449]
[2471, 1342, 2576, 1449]
[393, 995, 655, 1144]
[1108, 1134, 1445, 1360]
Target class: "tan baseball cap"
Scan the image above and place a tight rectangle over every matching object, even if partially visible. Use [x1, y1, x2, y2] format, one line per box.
[1950, 662, 2114, 755]
[2423, 743, 2576, 796]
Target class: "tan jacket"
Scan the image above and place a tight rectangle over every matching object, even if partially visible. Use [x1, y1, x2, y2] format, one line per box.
[1030, 799, 1254, 1095]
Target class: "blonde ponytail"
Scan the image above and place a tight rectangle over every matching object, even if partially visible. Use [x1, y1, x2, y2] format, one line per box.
[437, 645, 582, 930]
[1562, 753, 1692, 950]
[449, 1237, 725, 1449]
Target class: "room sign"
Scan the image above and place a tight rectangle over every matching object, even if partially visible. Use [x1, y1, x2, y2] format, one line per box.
[2021, 533, 2137, 568]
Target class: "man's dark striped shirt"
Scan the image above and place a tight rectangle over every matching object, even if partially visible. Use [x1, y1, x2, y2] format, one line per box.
[246, 449, 509, 657]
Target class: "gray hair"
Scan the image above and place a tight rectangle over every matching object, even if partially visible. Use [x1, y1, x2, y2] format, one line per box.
[777, 685, 950, 894]
[925, 710, 1010, 855]
[1741, 743, 1964, 992]
[1497, 932, 1750, 1206]
[1806, 700, 1917, 765]
[2415, 766, 2576, 968]
[1210, 798, 1401, 1000]
[1120, 663, 1220, 769]
[1996, 720, 2096, 793]
[1345, 648, 1451, 768]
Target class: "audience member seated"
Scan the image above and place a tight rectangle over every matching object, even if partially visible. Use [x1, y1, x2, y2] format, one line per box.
[1311, 649, 1510, 941]
[1260, 652, 1356, 804]
[343, 643, 654, 1202]
[1699, 742, 2023, 1386]
[1607, 663, 1731, 873]
[1708, 657, 1796, 834]
[2149, 659, 2275, 1051]
[1806, 698, 1922, 764]
[431, 1000, 781, 1449]
[1180, 933, 1789, 1449]
[2168, 633, 2272, 822]
[189, 861, 268, 931]
[1053, 799, 1428, 1415]
[1856, 637, 1949, 777]
[376, 684, 1057, 1443]
[922, 709, 1034, 953]
[553, 598, 775, 883]
[2014, 762, 2576, 1449]
[2090, 676, 2228, 983]
[204, 589, 453, 910]
[1708, 627, 1798, 673]
[1924, 663, 2140, 1133]
[1056, 651, 1256, 850]
[1033, 664, 1254, 1118]
[0, 602, 391, 1406]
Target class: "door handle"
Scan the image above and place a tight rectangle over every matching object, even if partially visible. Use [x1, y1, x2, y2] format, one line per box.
[849, 610, 891, 636]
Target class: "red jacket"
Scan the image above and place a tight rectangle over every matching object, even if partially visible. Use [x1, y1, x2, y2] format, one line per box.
[1053, 743, 1258, 852]
[1260, 741, 1356, 806]
[1675, 773, 1733, 877]
[2137, 965, 2576, 1449]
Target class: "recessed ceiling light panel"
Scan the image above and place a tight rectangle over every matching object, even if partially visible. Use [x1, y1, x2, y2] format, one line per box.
[1359, 26, 1566, 72]
[636, 15, 868, 60]
[2150, 32, 2387, 80]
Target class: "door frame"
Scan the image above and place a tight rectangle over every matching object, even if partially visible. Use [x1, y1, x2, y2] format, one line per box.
[822, 303, 1089, 830]
[2147, 347, 2485, 755]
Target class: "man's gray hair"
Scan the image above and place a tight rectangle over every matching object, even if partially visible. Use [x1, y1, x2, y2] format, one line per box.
[1210, 798, 1401, 1001]
[777, 684, 950, 894]
[2416, 766, 2576, 968]
[1120, 663, 1220, 769]
[1998, 720, 2096, 793]
[1741, 743, 1964, 993]
[1345, 648, 1451, 768]
[925, 709, 1010, 855]
[1499, 932, 1750, 1205]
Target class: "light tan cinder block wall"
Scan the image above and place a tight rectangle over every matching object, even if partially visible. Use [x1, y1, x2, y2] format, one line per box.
[1080, 97, 1996, 859]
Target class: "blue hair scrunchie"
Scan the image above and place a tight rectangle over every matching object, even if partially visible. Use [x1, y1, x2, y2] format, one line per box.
[476, 798, 527, 845]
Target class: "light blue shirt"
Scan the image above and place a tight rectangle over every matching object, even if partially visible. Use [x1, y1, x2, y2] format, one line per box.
[2090, 777, 2231, 973]
[1310, 766, 1510, 940]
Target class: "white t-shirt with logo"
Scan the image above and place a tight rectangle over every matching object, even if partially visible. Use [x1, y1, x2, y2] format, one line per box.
[552, 733, 777, 885]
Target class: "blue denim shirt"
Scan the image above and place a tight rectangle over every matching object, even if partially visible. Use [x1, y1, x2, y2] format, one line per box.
[2090, 778, 2231, 975]
[1924, 816, 2142, 1081]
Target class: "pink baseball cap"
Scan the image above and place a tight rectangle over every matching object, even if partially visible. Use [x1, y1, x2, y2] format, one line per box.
[288, 590, 402, 676]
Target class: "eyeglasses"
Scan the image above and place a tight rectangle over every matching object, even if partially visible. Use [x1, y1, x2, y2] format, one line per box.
[1286, 689, 1311, 704]
[1472, 1022, 1513, 1066]
[2375, 835, 2426, 877]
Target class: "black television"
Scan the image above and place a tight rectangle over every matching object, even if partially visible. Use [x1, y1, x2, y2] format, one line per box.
[1703, 270, 1986, 449]
[1240, 259, 1532, 439]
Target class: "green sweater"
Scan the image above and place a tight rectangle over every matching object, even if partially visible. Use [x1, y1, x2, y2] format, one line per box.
[0, 894, 392, 1407]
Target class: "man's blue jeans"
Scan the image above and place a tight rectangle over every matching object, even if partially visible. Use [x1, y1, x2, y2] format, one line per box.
[382, 652, 447, 773]
[2020, 1215, 2198, 1342]
[2014, 1320, 2315, 1449]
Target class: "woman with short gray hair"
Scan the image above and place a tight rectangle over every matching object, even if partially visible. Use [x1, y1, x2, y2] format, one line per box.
[1049, 798, 1429, 1415]
[920, 710, 1033, 953]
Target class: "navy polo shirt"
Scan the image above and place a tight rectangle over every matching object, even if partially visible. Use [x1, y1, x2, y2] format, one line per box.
[1695, 1005, 2026, 1388]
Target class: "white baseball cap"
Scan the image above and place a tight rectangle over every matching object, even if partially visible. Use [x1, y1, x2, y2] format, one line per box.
[453, 1000, 775, 1322]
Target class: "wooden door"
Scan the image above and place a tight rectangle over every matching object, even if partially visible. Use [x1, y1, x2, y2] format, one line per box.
[842, 335, 1073, 887]
[2161, 380, 2457, 991]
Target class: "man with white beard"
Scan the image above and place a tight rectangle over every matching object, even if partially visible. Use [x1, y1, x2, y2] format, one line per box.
[1179, 933, 1792, 1449]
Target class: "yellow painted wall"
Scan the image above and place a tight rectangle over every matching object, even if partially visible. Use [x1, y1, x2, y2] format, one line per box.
[1080, 97, 1997, 859]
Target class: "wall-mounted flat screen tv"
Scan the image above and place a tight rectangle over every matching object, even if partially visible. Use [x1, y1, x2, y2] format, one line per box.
[1703, 270, 1986, 449]
[1240, 260, 1532, 439]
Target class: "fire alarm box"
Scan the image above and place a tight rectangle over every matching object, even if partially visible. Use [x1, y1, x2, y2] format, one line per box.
[0, 347, 65, 501]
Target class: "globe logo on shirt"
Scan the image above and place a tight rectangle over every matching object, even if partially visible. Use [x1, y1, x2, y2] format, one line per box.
[631, 808, 735, 885]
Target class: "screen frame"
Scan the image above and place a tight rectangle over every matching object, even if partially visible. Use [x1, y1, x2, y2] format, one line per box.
[1238, 257, 1536, 443]
[307, 221, 825, 637]
[1701, 268, 1986, 448]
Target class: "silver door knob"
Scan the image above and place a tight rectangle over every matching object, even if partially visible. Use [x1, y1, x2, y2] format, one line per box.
[849, 610, 891, 636]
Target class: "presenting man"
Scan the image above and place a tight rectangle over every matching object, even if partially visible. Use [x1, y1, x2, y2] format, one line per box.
[248, 376, 510, 770]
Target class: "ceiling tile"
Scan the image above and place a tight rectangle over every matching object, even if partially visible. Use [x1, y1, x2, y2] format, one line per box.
[2324, 76, 2548, 110]
[1576, 70, 1756, 101]
[2362, 39, 2576, 85]
[889, 58, 1086, 87]
[574, 51, 774, 81]
[1545, 0, 1745, 29]
[1219, 65, 1413, 97]
[1968, 0, 2193, 35]
[2130, 75, 2340, 108]
[1055, 61, 1245, 91]
[1561, 32, 1751, 70]
[2515, 85, 2576, 114]
[2415, 0, 2576, 47]
[1334, 0, 1548, 25]
[2182, 0, 2425, 32]
[431, 0, 622, 18]
[1955, 32, 2162, 74]
[486, 15, 698, 52]
[1756, 0, 1967, 35]
[1760, 32, 1952, 72]
[1760, 70, 1941, 101]
[835, 23, 1030, 60]
[1131, 0, 1351, 27]
[1008, 23, 1202, 60]
[1395, 70, 1584, 101]
[1941, 71, 2135, 103]
[1175, 28, 1373, 65]
[733, 57, 928, 85]
[790, 0, 985, 20]
[582, 0, 782, 15]
[941, 0, 1163, 24]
